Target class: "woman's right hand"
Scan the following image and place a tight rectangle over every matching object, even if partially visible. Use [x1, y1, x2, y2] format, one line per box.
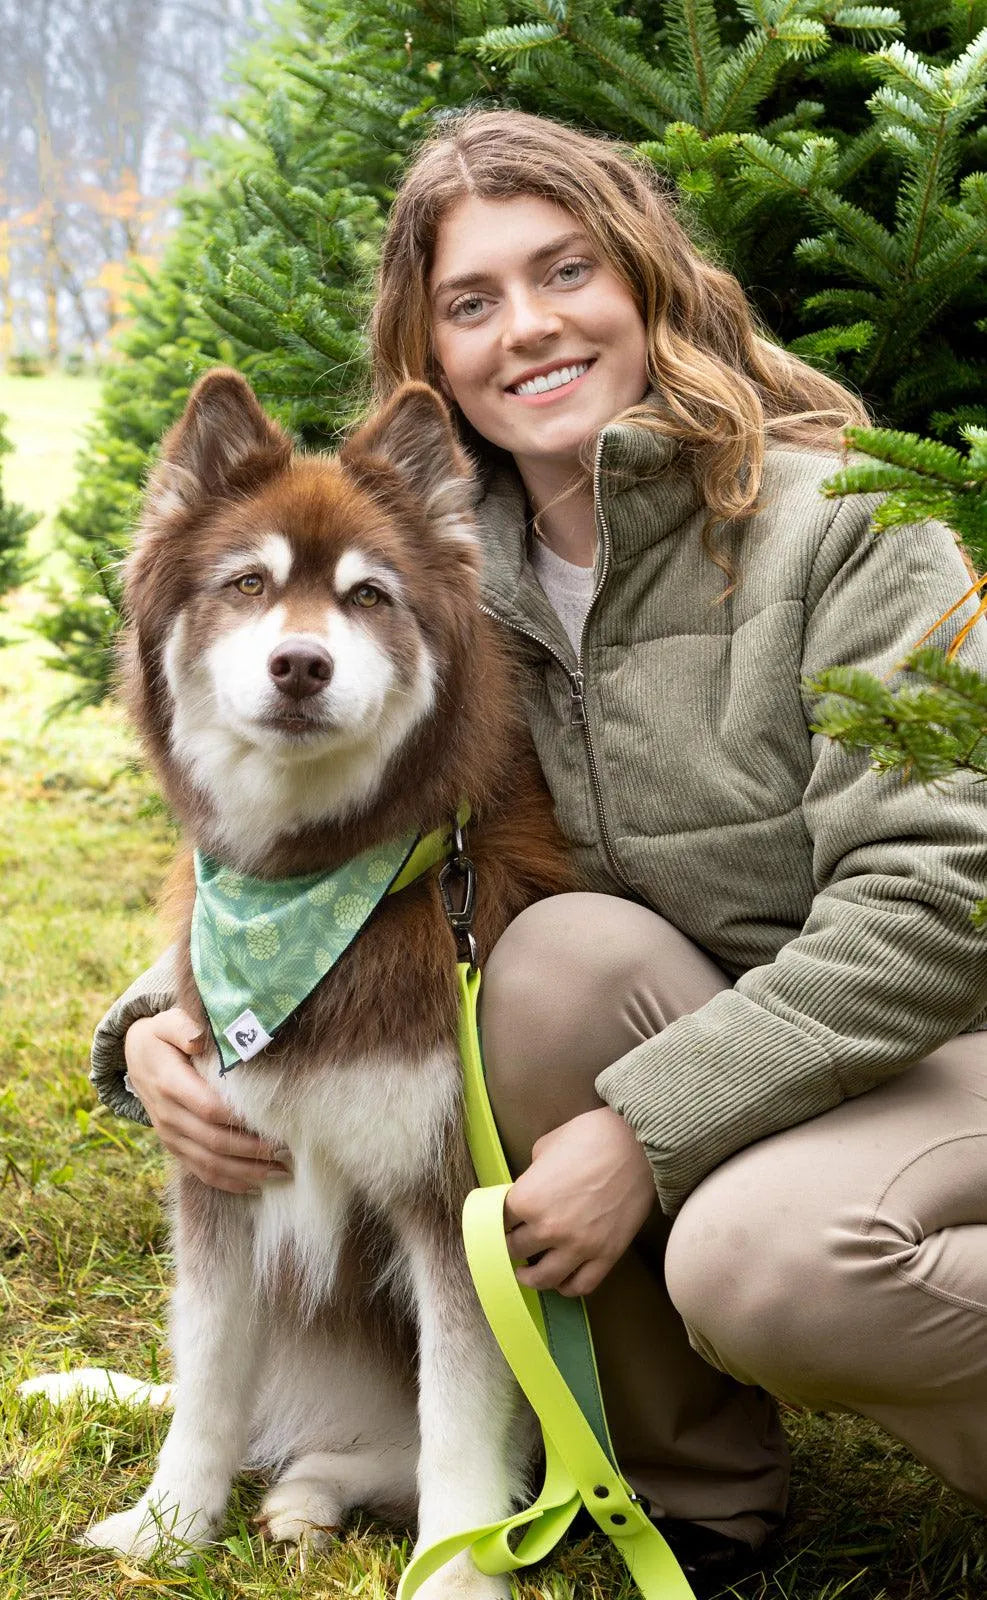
[124, 1009, 291, 1193]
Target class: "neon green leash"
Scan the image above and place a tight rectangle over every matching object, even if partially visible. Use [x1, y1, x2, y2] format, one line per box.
[397, 829, 696, 1599]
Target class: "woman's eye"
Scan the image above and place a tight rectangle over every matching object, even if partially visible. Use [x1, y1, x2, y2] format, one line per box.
[234, 573, 264, 595]
[352, 583, 383, 608]
[450, 294, 487, 321]
[556, 258, 590, 285]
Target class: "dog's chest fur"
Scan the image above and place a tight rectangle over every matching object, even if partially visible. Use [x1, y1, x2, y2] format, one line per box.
[211, 1038, 461, 1305]
[210, 1041, 460, 1197]
[173, 875, 471, 1300]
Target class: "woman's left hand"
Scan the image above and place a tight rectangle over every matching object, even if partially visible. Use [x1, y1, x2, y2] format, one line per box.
[502, 1106, 656, 1297]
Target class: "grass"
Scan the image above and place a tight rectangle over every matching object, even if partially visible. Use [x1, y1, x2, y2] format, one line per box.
[0, 377, 985, 1599]
[0, 373, 103, 577]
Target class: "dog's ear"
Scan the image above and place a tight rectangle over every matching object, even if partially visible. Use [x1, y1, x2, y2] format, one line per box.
[340, 382, 477, 546]
[145, 368, 292, 519]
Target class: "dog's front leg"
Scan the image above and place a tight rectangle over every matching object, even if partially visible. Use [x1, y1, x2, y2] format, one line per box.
[397, 1196, 527, 1600]
[85, 1176, 262, 1561]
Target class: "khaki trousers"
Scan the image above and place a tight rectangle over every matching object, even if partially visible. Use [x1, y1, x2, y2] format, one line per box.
[478, 893, 987, 1547]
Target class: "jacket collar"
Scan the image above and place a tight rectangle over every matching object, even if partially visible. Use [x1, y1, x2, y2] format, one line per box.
[473, 410, 701, 635]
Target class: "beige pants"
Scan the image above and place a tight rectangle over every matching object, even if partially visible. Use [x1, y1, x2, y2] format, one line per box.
[478, 893, 987, 1547]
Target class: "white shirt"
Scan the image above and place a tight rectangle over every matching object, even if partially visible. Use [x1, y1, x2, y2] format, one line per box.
[528, 538, 596, 654]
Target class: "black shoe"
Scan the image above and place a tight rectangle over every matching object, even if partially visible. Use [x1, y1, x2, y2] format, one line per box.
[651, 1517, 770, 1599]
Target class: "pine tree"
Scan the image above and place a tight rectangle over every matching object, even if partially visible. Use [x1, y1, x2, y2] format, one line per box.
[807, 426, 987, 923]
[42, 0, 987, 808]
[0, 415, 38, 602]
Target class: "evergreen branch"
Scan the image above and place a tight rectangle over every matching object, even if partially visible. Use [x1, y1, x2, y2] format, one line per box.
[801, 286, 884, 317]
[677, 0, 725, 120]
[794, 227, 897, 285]
[793, 187, 900, 278]
[912, 206, 987, 289]
[948, 22, 987, 92]
[462, 21, 562, 59]
[197, 298, 283, 351]
[594, 80, 671, 135]
[758, 98, 825, 138]
[823, 425, 987, 568]
[708, 24, 825, 133]
[875, 39, 939, 94]
[899, 110, 950, 280]
[829, 5, 903, 46]
[830, 123, 887, 187]
[932, 406, 987, 438]
[787, 319, 875, 359]
[568, 20, 696, 122]
[807, 652, 987, 782]
[835, 426, 970, 480]
[891, 351, 987, 413]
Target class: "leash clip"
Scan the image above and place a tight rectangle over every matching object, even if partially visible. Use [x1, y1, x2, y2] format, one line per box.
[439, 820, 478, 971]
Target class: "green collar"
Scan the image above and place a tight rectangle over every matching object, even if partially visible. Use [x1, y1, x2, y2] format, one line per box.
[191, 809, 468, 1072]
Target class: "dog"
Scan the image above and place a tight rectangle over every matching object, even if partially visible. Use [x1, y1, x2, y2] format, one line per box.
[81, 369, 573, 1593]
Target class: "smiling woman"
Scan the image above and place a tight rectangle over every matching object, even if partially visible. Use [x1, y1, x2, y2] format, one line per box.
[89, 107, 987, 1596]
[427, 195, 649, 565]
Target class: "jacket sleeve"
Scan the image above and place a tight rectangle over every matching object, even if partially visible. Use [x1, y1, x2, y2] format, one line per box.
[89, 946, 179, 1125]
[596, 498, 987, 1215]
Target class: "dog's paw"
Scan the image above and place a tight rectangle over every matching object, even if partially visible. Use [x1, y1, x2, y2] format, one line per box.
[253, 1475, 344, 1548]
[413, 1552, 511, 1600]
[82, 1496, 215, 1563]
[19, 1369, 174, 1409]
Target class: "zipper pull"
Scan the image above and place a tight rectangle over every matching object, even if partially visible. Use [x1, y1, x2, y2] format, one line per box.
[569, 670, 587, 726]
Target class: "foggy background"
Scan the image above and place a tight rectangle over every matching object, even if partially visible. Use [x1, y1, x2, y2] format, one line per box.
[0, 0, 269, 363]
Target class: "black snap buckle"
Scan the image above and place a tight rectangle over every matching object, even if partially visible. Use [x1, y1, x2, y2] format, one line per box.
[439, 821, 478, 970]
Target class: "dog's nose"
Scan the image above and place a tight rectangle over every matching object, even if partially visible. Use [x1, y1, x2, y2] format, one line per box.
[268, 640, 333, 699]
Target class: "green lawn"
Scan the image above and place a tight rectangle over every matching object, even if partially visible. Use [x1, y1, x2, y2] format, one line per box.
[0, 377, 984, 1599]
[0, 374, 103, 573]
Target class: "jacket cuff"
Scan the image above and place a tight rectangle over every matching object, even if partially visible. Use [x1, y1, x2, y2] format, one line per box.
[89, 946, 180, 1127]
[595, 988, 844, 1215]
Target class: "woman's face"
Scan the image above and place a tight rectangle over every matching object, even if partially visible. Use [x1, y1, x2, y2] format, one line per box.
[429, 194, 649, 475]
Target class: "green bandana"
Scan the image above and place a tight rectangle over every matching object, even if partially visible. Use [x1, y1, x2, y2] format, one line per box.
[192, 817, 464, 1073]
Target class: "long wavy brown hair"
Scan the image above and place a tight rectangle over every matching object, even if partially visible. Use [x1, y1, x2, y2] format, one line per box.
[370, 107, 870, 525]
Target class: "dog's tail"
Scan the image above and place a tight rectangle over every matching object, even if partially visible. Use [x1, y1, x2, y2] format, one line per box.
[17, 1368, 175, 1409]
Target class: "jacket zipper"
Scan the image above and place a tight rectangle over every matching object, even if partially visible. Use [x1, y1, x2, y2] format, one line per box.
[478, 436, 634, 893]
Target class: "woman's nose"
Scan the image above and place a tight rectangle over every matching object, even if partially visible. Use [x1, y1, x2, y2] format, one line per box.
[502, 288, 563, 349]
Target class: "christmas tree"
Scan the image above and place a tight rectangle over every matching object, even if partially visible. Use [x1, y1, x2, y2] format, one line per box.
[0, 415, 38, 604]
[39, 0, 987, 834]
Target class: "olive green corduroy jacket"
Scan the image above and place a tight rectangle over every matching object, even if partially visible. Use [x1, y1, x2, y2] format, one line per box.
[90, 421, 987, 1214]
[471, 424, 987, 1212]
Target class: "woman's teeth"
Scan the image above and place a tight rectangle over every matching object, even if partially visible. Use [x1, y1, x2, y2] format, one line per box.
[512, 362, 590, 396]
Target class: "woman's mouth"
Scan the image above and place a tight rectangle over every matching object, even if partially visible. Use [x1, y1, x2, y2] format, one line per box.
[507, 359, 595, 404]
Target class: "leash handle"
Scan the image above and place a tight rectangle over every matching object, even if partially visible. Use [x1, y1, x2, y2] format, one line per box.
[463, 1184, 699, 1600]
[397, 1177, 696, 1600]
[399, 963, 696, 1600]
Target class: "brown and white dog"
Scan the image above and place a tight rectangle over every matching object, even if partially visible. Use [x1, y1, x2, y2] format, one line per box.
[82, 370, 572, 1591]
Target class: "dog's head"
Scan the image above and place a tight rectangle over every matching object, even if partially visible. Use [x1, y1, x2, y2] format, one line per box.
[123, 370, 492, 869]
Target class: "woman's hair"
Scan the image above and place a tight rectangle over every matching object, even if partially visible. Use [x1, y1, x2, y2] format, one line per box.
[371, 107, 870, 524]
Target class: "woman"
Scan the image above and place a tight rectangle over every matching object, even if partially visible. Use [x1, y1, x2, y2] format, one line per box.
[92, 109, 987, 1591]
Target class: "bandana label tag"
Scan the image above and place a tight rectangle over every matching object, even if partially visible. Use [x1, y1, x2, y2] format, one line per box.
[223, 1009, 273, 1066]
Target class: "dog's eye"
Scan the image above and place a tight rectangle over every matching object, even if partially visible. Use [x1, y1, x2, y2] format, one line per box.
[351, 584, 384, 608]
[234, 574, 264, 596]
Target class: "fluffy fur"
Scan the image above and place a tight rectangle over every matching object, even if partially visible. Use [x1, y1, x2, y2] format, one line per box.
[82, 371, 573, 1592]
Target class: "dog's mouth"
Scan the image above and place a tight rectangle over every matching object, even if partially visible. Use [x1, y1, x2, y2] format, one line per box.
[259, 708, 334, 738]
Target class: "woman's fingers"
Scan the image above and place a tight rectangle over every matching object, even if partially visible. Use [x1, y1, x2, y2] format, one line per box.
[159, 1089, 287, 1165]
[515, 1246, 586, 1292]
[170, 1135, 290, 1195]
[135, 1006, 204, 1056]
[504, 1222, 541, 1261]
[124, 1010, 288, 1189]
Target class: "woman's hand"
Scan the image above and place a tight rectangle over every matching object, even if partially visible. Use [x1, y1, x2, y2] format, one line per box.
[502, 1106, 655, 1297]
[125, 1009, 290, 1193]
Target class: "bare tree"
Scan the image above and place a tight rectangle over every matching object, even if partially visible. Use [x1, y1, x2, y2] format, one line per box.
[0, 0, 267, 361]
